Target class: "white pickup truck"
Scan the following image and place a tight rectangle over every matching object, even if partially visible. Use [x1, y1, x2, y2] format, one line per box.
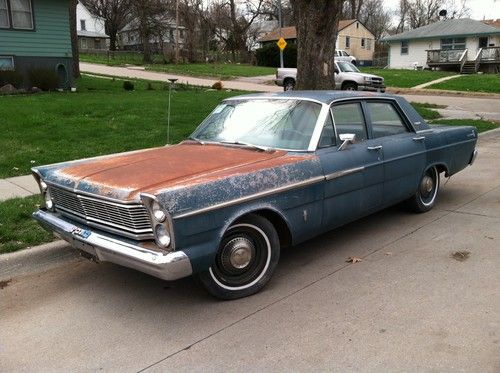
[335, 50, 357, 65]
[275, 61, 385, 92]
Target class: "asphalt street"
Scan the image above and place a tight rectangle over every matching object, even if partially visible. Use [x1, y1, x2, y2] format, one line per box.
[1, 131, 499, 372]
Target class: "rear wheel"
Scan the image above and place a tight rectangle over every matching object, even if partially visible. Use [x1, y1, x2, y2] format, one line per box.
[197, 214, 280, 300]
[283, 78, 295, 91]
[408, 166, 440, 212]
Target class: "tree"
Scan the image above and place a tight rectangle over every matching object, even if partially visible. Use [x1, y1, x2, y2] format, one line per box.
[290, 0, 345, 90]
[81, 0, 131, 51]
[69, 0, 80, 78]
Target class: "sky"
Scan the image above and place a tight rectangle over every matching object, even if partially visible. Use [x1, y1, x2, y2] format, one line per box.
[383, 0, 500, 21]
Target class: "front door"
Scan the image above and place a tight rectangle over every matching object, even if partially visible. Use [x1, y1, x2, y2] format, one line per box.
[364, 100, 426, 205]
[479, 37, 488, 49]
[318, 101, 384, 229]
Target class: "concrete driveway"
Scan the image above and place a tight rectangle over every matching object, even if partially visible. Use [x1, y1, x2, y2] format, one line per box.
[1, 131, 499, 372]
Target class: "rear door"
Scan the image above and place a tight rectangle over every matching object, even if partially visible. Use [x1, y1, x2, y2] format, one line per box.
[364, 100, 427, 204]
[317, 101, 384, 229]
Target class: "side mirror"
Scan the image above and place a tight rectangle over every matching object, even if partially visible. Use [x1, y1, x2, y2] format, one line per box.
[334, 69, 339, 74]
[338, 133, 356, 151]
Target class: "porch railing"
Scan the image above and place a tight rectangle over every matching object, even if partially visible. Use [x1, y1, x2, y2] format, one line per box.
[480, 46, 500, 62]
[426, 49, 467, 64]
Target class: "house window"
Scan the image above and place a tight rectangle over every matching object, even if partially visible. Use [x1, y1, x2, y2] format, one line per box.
[10, 0, 33, 29]
[345, 36, 350, 48]
[401, 40, 409, 55]
[361, 38, 365, 48]
[441, 37, 466, 50]
[80, 19, 86, 31]
[366, 38, 372, 50]
[0, 55, 14, 70]
[0, 0, 9, 28]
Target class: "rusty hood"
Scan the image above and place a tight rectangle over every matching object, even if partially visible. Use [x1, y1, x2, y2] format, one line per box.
[34, 143, 304, 201]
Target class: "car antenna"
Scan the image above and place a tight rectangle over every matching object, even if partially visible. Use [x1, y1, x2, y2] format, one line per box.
[167, 78, 178, 144]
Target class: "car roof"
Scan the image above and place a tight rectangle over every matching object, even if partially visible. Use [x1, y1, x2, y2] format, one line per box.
[224, 90, 397, 105]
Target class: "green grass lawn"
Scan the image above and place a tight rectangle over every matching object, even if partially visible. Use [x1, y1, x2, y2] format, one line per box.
[360, 68, 455, 88]
[0, 75, 241, 178]
[429, 119, 500, 132]
[146, 63, 276, 79]
[410, 102, 443, 120]
[0, 195, 55, 254]
[427, 74, 500, 94]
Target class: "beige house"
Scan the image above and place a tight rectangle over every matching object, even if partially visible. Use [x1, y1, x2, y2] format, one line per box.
[258, 20, 375, 65]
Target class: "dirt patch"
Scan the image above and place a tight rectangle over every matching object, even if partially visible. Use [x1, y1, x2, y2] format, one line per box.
[0, 279, 12, 289]
[451, 251, 471, 262]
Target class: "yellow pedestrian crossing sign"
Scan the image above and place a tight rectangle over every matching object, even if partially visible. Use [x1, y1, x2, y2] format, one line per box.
[277, 37, 287, 50]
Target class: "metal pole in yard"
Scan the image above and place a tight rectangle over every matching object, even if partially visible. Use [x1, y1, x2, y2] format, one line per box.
[167, 78, 178, 144]
[278, 0, 284, 68]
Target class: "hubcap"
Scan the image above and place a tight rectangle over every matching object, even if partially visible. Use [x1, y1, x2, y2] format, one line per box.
[221, 237, 253, 272]
[420, 175, 434, 197]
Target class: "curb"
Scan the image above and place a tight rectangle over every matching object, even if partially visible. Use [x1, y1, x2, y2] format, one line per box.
[0, 240, 80, 281]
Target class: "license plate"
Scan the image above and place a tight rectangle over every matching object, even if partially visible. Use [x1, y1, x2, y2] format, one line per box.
[71, 227, 91, 239]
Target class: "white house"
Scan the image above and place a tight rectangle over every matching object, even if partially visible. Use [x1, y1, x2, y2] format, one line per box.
[76, 1, 109, 50]
[382, 18, 500, 73]
[119, 18, 186, 52]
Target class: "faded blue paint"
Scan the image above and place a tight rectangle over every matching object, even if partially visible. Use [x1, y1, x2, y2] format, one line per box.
[31, 93, 479, 276]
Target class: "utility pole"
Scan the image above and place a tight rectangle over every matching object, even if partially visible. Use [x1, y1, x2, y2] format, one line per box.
[278, 0, 284, 68]
[175, 0, 180, 64]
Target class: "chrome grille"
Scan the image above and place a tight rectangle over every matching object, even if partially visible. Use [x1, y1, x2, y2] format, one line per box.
[49, 185, 153, 239]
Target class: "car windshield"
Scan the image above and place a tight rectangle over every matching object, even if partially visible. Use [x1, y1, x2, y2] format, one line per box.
[191, 99, 322, 151]
[337, 62, 360, 73]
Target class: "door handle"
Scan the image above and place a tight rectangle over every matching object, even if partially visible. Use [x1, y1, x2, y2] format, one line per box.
[367, 145, 382, 151]
[413, 136, 425, 141]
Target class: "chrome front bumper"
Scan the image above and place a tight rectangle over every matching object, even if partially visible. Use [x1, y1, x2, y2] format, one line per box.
[33, 210, 192, 281]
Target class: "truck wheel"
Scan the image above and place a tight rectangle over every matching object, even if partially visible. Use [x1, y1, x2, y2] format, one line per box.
[283, 78, 295, 91]
[196, 214, 280, 300]
[408, 166, 440, 213]
[342, 82, 358, 91]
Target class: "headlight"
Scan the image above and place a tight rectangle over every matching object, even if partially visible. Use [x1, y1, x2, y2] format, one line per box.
[40, 180, 48, 191]
[364, 77, 371, 82]
[152, 201, 166, 222]
[44, 187, 54, 210]
[155, 224, 171, 248]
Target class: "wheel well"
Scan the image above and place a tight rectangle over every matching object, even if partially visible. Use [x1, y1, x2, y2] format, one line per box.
[434, 164, 449, 177]
[236, 209, 292, 248]
[341, 80, 357, 89]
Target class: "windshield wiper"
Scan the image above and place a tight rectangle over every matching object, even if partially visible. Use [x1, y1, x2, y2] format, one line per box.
[220, 140, 272, 152]
[187, 136, 205, 145]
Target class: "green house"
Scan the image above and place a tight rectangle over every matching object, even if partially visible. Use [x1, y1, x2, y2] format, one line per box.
[0, 0, 74, 88]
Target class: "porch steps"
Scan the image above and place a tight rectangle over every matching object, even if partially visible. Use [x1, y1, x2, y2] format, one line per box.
[461, 61, 477, 74]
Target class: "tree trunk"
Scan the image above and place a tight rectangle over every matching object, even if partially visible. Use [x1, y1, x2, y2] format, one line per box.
[290, 0, 344, 90]
[69, 0, 80, 79]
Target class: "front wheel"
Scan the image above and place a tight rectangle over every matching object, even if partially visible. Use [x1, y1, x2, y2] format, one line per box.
[283, 78, 295, 91]
[408, 166, 440, 213]
[342, 82, 358, 91]
[196, 214, 280, 300]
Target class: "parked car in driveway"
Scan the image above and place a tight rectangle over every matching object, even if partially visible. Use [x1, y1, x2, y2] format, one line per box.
[32, 91, 478, 299]
[335, 49, 357, 65]
[275, 61, 385, 92]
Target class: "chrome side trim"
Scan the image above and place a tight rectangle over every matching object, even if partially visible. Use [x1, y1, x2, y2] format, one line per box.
[469, 149, 478, 166]
[173, 175, 325, 219]
[33, 210, 192, 281]
[325, 166, 365, 181]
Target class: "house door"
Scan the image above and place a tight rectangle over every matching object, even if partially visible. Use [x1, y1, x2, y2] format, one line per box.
[479, 37, 488, 49]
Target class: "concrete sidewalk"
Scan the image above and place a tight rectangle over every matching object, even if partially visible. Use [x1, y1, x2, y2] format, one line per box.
[0, 175, 38, 201]
[80, 62, 282, 92]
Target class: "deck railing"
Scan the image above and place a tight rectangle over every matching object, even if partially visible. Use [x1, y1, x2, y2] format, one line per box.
[480, 46, 500, 62]
[427, 49, 467, 64]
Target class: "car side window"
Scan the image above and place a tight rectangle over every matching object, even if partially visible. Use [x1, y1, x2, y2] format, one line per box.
[318, 111, 336, 148]
[331, 102, 367, 142]
[367, 102, 409, 138]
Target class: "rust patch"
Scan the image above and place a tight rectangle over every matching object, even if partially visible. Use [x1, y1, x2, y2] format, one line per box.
[0, 279, 12, 289]
[56, 143, 304, 200]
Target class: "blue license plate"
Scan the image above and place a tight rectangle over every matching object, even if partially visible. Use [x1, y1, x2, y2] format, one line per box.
[71, 227, 91, 239]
